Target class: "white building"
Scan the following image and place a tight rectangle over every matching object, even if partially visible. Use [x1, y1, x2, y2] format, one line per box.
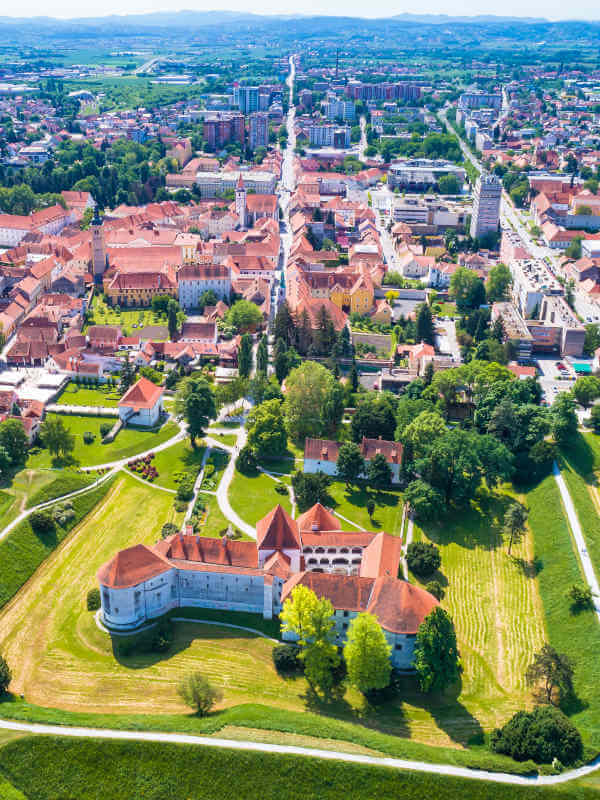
[118, 376, 164, 427]
[303, 436, 403, 484]
[178, 263, 231, 310]
[307, 124, 351, 148]
[470, 172, 502, 239]
[194, 170, 277, 199]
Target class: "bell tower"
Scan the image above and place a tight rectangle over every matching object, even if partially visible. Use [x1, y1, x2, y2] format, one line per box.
[235, 174, 247, 229]
[91, 206, 108, 281]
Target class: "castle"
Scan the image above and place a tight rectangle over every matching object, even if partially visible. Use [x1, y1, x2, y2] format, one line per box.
[97, 503, 438, 669]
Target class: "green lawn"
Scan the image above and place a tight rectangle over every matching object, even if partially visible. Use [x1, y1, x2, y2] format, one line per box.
[55, 382, 122, 408]
[26, 415, 179, 468]
[522, 474, 600, 751]
[201, 449, 230, 491]
[207, 431, 237, 448]
[25, 471, 97, 508]
[0, 470, 58, 531]
[193, 492, 233, 538]
[228, 468, 292, 525]
[326, 480, 403, 533]
[432, 301, 457, 317]
[411, 486, 545, 739]
[0, 477, 116, 611]
[1, 737, 596, 800]
[559, 432, 600, 575]
[86, 295, 169, 337]
[133, 440, 205, 491]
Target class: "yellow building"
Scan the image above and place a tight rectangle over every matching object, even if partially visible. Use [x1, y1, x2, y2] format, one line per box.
[104, 270, 178, 307]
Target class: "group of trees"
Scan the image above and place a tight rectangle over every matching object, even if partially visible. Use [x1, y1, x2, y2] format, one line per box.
[280, 585, 460, 697]
[398, 361, 563, 521]
[175, 376, 216, 447]
[0, 418, 29, 478]
[273, 302, 352, 361]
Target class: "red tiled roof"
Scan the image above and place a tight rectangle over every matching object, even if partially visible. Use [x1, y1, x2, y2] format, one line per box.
[256, 504, 301, 550]
[119, 376, 164, 410]
[296, 503, 341, 533]
[97, 544, 172, 589]
[367, 577, 438, 635]
[157, 534, 258, 568]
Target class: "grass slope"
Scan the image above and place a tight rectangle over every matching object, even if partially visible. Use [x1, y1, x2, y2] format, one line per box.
[0, 737, 596, 800]
[412, 486, 545, 736]
[25, 471, 97, 508]
[0, 477, 116, 610]
[228, 468, 293, 525]
[522, 474, 600, 751]
[55, 382, 122, 408]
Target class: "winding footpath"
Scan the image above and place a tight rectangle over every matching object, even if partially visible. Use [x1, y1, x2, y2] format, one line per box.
[553, 462, 600, 620]
[0, 717, 598, 786]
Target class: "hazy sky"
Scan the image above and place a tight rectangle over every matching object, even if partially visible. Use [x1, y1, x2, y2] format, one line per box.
[10, 0, 600, 21]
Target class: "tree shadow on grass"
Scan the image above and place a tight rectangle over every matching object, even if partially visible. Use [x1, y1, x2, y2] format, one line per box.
[396, 672, 485, 748]
[509, 554, 543, 579]
[421, 488, 513, 553]
[301, 684, 411, 739]
[560, 432, 598, 486]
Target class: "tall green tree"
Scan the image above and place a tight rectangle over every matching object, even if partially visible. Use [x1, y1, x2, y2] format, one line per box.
[280, 585, 339, 693]
[367, 453, 392, 490]
[238, 333, 253, 379]
[336, 442, 365, 488]
[176, 377, 216, 447]
[256, 334, 268, 375]
[416, 303, 435, 345]
[0, 653, 11, 695]
[485, 263, 512, 302]
[273, 301, 295, 346]
[246, 399, 287, 460]
[414, 607, 461, 693]
[503, 502, 528, 555]
[344, 613, 392, 694]
[39, 417, 74, 460]
[119, 351, 135, 393]
[351, 393, 397, 442]
[167, 298, 180, 340]
[283, 361, 343, 442]
[227, 299, 263, 333]
[526, 644, 574, 706]
[551, 392, 578, 446]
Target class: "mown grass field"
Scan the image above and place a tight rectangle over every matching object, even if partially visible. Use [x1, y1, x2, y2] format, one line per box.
[0, 736, 597, 800]
[522, 474, 600, 751]
[411, 486, 545, 737]
[0, 478, 116, 611]
[26, 414, 178, 468]
[228, 468, 293, 524]
[55, 382, 123, 408]
[0, 473, 187, 714]
[0, 470, 58, 531]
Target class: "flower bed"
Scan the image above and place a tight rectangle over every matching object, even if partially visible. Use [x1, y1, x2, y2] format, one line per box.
[127, 453, 158, 482]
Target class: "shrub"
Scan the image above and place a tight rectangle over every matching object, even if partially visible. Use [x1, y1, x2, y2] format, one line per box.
[425, 580, 445, 600]
[176, 474, 195, 502]
[151, 619, 174, 653]
[272, 643, 303, 674]
[161, 522, 180, 539]
[173, 500, 187, 513]
[86, 588, 101, 611]
[178, 671, 223, 715]
[236, 444, 258, 475]
[566, 583, 593, 612]
[0, 654, 11, 694]
[100, 423, 112, 438]
[274, 483, 288, 496]
[83, 431, 95, 444]
[29, 509, 55, 535]
[406, 541, 441, 577]
[490, 706, 583, 765]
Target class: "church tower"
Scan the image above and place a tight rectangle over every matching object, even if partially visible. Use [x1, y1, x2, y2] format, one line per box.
[235, 174, 247, 229]
[91, 206, 108, 282]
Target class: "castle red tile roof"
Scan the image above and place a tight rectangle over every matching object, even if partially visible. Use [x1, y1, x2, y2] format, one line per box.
[296, 503, 341, 533]
[97, 544, 172, 589]
[256, 504, 301, 551]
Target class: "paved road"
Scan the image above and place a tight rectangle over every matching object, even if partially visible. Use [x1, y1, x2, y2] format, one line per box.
[553, 462, 600, 621]
[0, 717, 598, 786]
[209, 425, 256, 539]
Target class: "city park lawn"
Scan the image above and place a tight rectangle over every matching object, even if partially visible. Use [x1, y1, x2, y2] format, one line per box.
[228, 468, 293, 525]
[207, 431, 237, 448]
[201, 448, 230, 491]
[26, 414, 179, 469]
[410, 485, 546, 738]
[55, 381, 122, 408]
[137, 440, 205, 492]
[326, 480, 403, 534]
[86, 294, 168, 336]
[194, 492, 235, 538]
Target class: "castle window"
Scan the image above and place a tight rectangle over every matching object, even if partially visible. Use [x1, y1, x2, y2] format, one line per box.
[102, 591, 111, 614]
[395, 644, 403, 651]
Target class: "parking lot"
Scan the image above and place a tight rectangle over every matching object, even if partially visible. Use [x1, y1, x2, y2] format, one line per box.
[535, 356, 576, 404]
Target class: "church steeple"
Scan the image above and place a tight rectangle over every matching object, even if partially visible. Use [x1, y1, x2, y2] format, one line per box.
[91, 206, 108, 281]
[235, 174, 247, 229]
